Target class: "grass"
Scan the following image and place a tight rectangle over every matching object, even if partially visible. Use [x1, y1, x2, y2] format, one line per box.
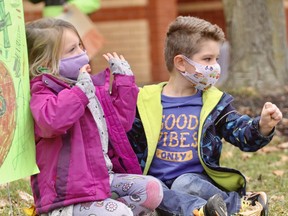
[0, 178, 33, 216]
[1, 139, 287, 215]
[221, 139, 288, 215]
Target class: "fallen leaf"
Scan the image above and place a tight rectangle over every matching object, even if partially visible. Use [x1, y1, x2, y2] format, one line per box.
[241, 153, 252, 160]
[23, 205, 37, 216]
[0, 184, 7, 190]
[0, 199, 9, 208]
[277, 142, 288, 149]
[270, 161, 284, 167]
[270, 195, 285, 201]
[18, 190, 34, 203]
[280, 155, 288, 162]
[259, 146, 279, 153]
[244, 175, 252, 183]
[272, 170, 285, 176]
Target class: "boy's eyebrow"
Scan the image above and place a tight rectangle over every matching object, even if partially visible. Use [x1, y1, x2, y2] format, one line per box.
[202, 53, 220, 58]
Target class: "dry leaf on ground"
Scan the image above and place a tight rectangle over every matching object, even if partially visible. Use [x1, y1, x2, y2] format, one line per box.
[18, 190, 34, 203]
[272, 170, 285, 177]
[0, 199, 9, 208]
[277, 142, 288, 149]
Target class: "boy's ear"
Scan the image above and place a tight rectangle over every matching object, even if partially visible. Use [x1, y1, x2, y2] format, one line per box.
[174, 55, 185, 72]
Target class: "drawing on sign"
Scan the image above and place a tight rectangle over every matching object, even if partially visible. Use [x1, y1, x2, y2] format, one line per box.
[0, 0, 12, 49]
[0, 0, 16, 167]
[0, 62, 16, 167]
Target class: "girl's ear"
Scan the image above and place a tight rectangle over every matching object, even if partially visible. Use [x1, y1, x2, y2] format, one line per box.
[174, 55, 185, 73]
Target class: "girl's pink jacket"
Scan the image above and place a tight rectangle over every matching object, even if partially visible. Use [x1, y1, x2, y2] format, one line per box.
[29, 69, 141, 214]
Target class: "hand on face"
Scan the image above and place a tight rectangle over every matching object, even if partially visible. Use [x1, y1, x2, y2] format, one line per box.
[80, 64, 91, 74]
[259, 102, 283, 136]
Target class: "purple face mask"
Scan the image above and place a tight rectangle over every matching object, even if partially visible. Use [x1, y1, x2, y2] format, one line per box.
[59, 51, 89, 80]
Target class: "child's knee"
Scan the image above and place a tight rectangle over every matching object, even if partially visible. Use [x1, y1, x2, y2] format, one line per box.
[142, 177, 163, 209]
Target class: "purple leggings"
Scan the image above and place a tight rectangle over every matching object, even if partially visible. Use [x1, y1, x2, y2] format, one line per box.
[73, 173, 163, 216]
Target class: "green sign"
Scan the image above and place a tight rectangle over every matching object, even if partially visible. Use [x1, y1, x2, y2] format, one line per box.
[0, 0, 39, 184]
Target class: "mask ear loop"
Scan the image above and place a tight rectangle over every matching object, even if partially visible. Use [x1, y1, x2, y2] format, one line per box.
[181, 55, 199, 74]
[181, 55, 193, 64]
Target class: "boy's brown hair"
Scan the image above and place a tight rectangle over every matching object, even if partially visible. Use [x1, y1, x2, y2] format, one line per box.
[164, 16, 225, 72]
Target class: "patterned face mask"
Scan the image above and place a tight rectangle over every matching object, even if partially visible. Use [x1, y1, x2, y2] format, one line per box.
[180, 55, 221, 91]
[59, 51, 89, 80]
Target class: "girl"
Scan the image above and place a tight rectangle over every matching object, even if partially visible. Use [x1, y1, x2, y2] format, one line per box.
[26, 17, 163, 216]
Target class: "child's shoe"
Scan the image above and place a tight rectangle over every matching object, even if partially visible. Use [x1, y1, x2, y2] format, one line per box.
[237, 192, 268, 216]
[193, 194, 228, 216]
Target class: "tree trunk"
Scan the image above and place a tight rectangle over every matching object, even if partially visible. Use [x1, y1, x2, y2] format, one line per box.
[222, 0, 288, 95]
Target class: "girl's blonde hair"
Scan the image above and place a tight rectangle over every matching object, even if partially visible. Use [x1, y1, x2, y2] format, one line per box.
[25, 18, 84, 79]
[164, 16, 225, 72]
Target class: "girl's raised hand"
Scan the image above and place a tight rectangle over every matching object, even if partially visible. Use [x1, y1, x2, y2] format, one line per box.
[102, 52, 133, 76]
[103, 52, 126, 62]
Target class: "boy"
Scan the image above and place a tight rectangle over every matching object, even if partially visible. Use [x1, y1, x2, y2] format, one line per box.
[128, 16, 282, 216]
